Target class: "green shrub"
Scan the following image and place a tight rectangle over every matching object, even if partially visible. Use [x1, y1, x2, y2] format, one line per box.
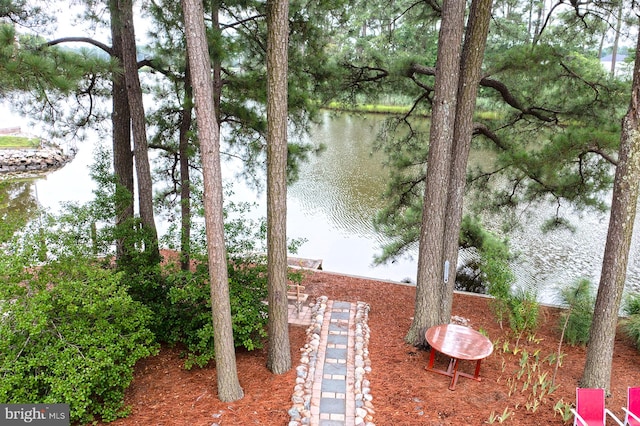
[0, 260, 158, 424]
[623, 292, 640, 316]
[117, 260, 173, 341]
[506, 289, 539, 338]
[558, 278, 594, 346]
[161, 253, 271, 369]
[464, 216, 540, 337]
[481, 240, 514, 302]
[622, 292, 640, 350]
[154, 188, 305, 369]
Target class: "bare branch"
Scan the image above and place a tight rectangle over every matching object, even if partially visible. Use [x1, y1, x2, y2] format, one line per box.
[586, 146, 618, 165]
[408, 63, 558, 122]
[46, 37, 113, 56]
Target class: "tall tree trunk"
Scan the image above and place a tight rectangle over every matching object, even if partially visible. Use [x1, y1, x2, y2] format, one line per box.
[581, 22, 640, 392]
[109, 0, 135, 264]
[527, 0, 533, 41]
[441, 0, 493, 325]
[210, 0, 222, 123]
[610, 3, 623, 78]
[406, 0, 465, 346]
[265, 0, 291, 374]
[118, 0, 160, 262]
[179, 61, 193, 271]
[532, 1, 544, 46]
[181, 0, 244, 402]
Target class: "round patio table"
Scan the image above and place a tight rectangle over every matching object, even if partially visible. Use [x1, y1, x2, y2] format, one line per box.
[424, 323, 493, 390]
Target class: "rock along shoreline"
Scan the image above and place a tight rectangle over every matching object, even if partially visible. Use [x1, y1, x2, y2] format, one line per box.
[0, 127, 74, 175]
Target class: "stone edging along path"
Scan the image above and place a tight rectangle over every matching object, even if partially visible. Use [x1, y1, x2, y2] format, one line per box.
[289, 296, 374, 426]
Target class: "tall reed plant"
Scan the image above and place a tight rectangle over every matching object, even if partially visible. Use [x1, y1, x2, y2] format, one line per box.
[557, 278, 594, 346]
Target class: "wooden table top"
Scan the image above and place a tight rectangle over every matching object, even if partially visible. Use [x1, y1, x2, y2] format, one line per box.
[425, 324, 493, 361]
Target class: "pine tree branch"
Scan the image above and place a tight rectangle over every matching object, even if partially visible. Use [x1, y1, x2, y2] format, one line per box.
[46, 37, 113, 56]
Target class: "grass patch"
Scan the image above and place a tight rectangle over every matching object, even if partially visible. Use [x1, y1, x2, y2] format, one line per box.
[326, 102, 506, 120]
[0, 135, 41, 149]
[326, 102, 417, 115]
[476, 110, 504, 120]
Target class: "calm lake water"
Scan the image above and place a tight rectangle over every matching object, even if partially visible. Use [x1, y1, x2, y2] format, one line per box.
[282, 113, 640, 305]
[2, 108, 640, 305]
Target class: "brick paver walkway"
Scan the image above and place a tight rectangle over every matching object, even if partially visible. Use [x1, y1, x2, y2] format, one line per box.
[288, 298, 372, 426]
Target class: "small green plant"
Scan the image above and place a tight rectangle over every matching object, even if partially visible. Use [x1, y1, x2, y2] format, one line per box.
[489, 286, 540, 346]
[544, 351, 565, 367]
[621, 292, 640, 350]
[507, 289, 540, 345]
[553, 278, 594, 385]
[558, 278, 594, 346]
[487, 407, 514, 423]
[494, 339, 561, 419]
[624, 292, 640, 316]
[554, 399, 574, 423]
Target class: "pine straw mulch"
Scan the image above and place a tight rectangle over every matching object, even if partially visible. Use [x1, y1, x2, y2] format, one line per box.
[100, 269, 640, 426]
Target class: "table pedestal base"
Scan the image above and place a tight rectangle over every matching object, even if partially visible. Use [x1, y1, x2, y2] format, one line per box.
[425, 349, 483, 390]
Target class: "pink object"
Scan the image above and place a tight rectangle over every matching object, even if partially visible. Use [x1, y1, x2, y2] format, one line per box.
[623, 387, 640, 426]
[571, 388, 623, 426]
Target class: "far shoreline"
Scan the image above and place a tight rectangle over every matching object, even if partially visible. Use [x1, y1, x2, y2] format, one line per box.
[0, 127, 74, 174]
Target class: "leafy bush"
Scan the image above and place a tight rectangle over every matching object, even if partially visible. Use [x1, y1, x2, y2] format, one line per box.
[0, 260, 158, 424]
[622, 292, 640, 350]
[623, 292, 640, 316]
[154, 187, 305, 369]
[558, 278, 594, 346]
[115, 258, 174, 343]
[461, 215, 539, 337]
[162, 253, 270, 369]
[459, 215, 513, 299]
[505, 289, 539, 338]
